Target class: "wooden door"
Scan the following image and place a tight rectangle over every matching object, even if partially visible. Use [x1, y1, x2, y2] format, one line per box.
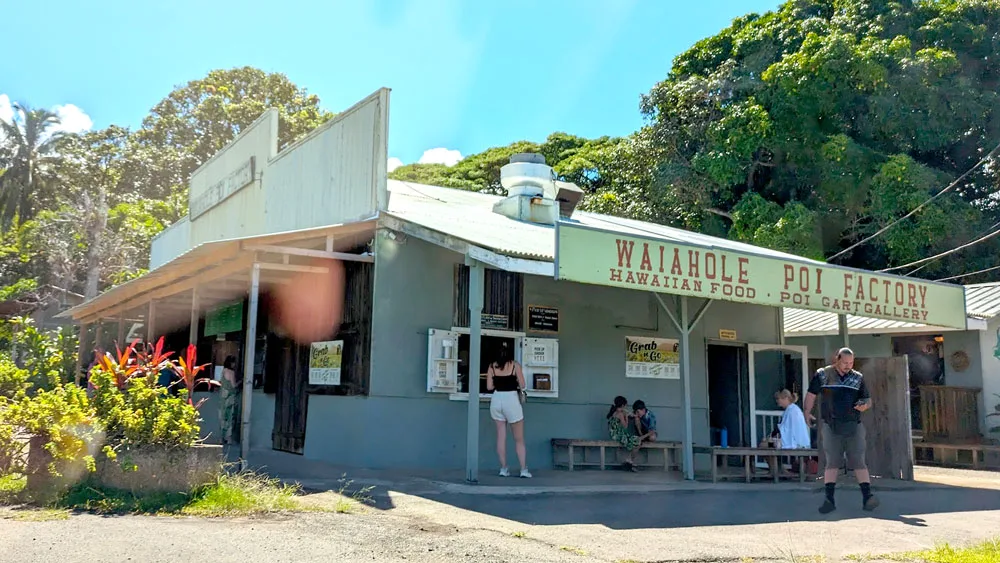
[271, 336, 309, 454]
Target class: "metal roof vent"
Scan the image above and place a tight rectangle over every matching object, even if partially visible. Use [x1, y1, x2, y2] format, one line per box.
[494, 153, 559, 225]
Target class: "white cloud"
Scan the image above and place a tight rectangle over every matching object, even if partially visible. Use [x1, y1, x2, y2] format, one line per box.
[418, 147, 463, 167]
[52, 103, 93, 133]
[387, 157, 403, 172]
[0, 95, 93, 137]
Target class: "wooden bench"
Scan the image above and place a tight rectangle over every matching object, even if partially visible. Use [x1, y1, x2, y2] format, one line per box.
[913, 442, 1000, 470]
[551, 439, 682, 471]
[710, 447, 819, 483]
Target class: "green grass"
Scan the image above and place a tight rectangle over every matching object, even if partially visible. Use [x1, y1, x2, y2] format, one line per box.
[875, 538, 1000, 563]
[183, 472, 301, 517]
[56, 471, 309, 517]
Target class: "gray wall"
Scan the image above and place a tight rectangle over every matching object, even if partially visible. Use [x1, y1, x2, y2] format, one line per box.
[249, 231, 782, 471]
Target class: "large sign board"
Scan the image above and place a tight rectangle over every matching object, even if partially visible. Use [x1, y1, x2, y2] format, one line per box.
[190, 157, 255, 220]
[555, 222, 967, 329]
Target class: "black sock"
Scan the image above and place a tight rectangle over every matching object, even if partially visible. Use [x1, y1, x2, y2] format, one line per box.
[825, 483, 836, 504]
[860, 482, 872, 501]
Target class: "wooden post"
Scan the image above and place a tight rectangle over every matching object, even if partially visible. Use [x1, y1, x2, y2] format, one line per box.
[240, 264, 261, 466]
[465, 258, 484, 483]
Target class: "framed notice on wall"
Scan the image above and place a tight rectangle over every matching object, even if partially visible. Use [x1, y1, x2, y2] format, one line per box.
[527, 305, 559, 333]
[625, 336, 680, 379]
[308, 340, 343, 386]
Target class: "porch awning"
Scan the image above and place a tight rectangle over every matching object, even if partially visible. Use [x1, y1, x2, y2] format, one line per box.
[60, 219, 377, 327]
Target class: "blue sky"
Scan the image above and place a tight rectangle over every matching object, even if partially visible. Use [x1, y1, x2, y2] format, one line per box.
[1, 0, 780, 168]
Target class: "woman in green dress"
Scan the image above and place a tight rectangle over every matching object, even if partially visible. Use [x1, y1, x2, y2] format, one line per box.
[219, 356, 241, 445]
[607, 395, 641, 472]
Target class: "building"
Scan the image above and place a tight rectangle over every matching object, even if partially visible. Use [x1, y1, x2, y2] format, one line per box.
[61, 89, 970, 480]
[784, 283, 1000, 440]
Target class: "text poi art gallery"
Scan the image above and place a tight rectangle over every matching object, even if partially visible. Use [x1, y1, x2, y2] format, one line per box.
[62, 88, 970, 484]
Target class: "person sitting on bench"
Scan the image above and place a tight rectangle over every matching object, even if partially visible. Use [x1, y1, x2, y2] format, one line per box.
[631, 400, 657, 443]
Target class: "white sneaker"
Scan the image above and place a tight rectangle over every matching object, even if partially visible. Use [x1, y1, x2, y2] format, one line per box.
[498, 467, 510, 477]
[519, 469, 532, 478]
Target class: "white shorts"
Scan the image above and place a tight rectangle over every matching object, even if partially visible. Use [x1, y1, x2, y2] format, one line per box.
[490, 391, 523, 423]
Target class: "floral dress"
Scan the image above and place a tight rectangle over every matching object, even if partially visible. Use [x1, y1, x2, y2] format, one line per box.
[219, 370, 240, 444]
[609, 413, 640, 450]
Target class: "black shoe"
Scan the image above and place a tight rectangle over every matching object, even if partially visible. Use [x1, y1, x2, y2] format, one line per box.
[819, 499, 836, 514]
[863, 495, 879, 511]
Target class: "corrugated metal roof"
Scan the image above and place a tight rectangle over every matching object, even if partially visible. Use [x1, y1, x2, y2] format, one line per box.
[386, 180, 824, 264]
[964, 282, 1000, 320]
[782, 308, 945, 336]
[783, 283, 1000, 335]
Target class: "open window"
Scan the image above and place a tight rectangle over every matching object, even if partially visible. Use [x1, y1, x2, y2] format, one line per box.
[426, 328, 559, 399]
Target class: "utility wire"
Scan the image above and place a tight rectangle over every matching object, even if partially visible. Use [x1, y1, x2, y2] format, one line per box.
[934, 264, 1000, 282]
[905, 218, 1000, 276]
[828, 140, 1000, 262]
[879, 222, 1000, 272]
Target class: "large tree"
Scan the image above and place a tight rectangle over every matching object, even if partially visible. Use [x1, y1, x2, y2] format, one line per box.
[635, 0, 1000, 277]
[0, 104, 66, 229]
[125, 67, 335, 202]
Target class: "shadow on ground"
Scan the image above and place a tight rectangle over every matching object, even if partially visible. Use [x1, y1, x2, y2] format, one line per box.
[247, 450, 1000, 531]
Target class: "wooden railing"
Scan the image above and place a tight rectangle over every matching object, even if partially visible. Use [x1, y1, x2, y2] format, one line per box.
[919, 386, 981, 443]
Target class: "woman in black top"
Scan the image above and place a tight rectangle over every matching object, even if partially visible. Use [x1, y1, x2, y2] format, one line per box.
[486, 342, 531, 478]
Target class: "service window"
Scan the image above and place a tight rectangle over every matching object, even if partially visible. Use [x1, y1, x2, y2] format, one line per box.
[426, 329, 560, 399]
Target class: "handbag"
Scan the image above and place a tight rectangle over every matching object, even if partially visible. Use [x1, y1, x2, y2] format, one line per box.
[518, 388, 527, 405]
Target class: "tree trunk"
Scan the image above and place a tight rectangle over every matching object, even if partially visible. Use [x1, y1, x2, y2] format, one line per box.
[83, 189, 108, 300]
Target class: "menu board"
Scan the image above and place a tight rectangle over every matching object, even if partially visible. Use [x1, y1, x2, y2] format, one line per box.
[527, 305, 559, 333]
[204, 302, 243, 337]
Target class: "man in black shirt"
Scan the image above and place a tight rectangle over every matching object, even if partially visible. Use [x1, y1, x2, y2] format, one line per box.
[804, 347, 879, 513]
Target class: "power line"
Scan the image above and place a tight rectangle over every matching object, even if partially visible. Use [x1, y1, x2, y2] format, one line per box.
[879, 222, 1000, 272]
[934, 264, 1000, 282]
[905, 218, 1000, 276]
[828, 140, 1000, 262]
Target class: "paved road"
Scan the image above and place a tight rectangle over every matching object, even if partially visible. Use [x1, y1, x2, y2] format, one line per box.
[2, 477, 1000, 562]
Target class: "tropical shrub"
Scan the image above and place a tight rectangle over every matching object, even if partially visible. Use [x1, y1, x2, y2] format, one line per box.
[89, 337, 210, 451]
[0, 383, 102, 496]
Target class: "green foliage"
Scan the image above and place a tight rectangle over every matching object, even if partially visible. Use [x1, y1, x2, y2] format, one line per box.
[0, 383, 100, 483]
[89, 338, 202, 450]
[90, 370, 201, 450]
[0, 356, 31, 400]
[0, 278, 37, 301]
[631, 0, 1000, 277]
[6, 317, 77, 390]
